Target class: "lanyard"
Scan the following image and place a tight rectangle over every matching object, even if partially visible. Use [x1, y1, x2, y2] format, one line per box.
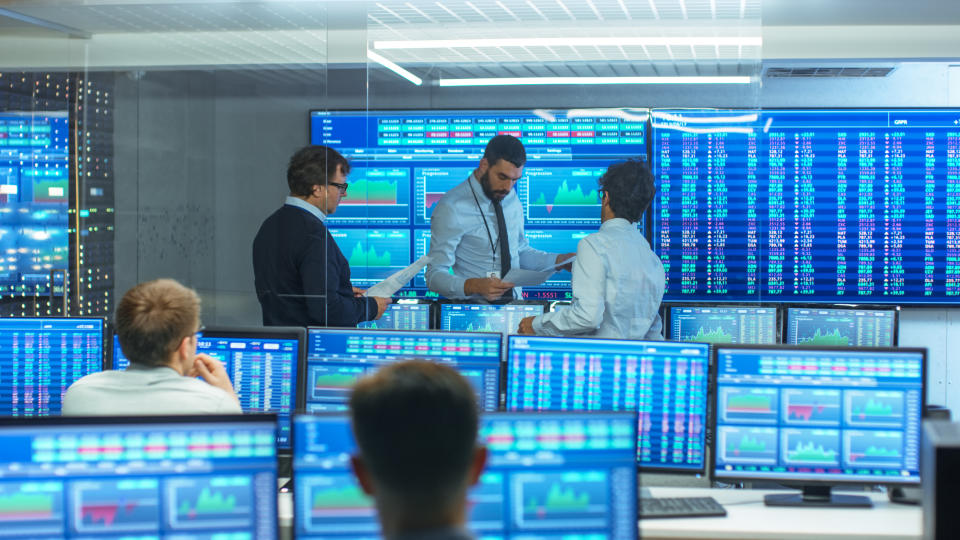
[468, 176, 499, 259]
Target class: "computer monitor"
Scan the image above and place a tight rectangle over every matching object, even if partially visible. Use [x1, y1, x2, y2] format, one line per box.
[0, 317, 105, 416]
[666, 304, 780, 344]
[304, 328, 501, 412]
[292, 411, 637, 538]
[712, 344, 925, 507]
[110, 327, 302, 450]
[197, 327, 303, 450]
[439, 301, 547, 334]
[506, 335, 710, 473]
[357, 300, 434, 330]
[0, 414, 279, 538]
[784, 306, 899, 347]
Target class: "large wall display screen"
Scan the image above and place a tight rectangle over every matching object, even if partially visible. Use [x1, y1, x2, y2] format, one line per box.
[653, 109, 960, 304]
[311, 109, 648, 299]
[0, 112, 69, 296]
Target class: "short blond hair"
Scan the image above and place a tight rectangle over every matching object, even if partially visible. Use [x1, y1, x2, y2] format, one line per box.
[115, 278, 200, 367]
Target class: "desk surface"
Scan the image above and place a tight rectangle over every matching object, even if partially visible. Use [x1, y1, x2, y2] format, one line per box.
[278, 484, 921, 539]
[641, 486, 922, 540]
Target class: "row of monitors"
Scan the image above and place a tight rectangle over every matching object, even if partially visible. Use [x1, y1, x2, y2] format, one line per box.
[359, 299, 549, 332]
[0, 317, 924, 482]
[347, 299, 900, 348]
[665, 304, 900, 347]
[0, 411, 639, 539]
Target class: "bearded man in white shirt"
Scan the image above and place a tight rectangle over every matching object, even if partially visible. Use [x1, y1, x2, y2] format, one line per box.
[518, 159, 665, 339]
[425, 135, 574, 301]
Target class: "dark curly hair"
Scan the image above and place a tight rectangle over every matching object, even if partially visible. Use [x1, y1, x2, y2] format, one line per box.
[286, 145, 351, 196]
[598, 158, 655, 223]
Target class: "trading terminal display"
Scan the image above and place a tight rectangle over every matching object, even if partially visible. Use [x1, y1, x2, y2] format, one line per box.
[111, 330, 300, 449]
[713, 346, 924, 486]
[0, 112, 70, 296]
[311, 108, 648, 298]
[653, 108, 960, 303]
[293, 411, 637, 539]
[668, 305, 779, 344]
[0, 317, 103, 416]
[0, 416, 278, 539]
[785, 307, 897, 346]
[439, 302, 546, 333]
[506, 335, 710, 472]
[305, 329, 501, 412]
[357, 302, 432, 330]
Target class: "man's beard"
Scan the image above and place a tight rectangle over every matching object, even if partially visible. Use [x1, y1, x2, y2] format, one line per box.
[480, 171, 510, 201]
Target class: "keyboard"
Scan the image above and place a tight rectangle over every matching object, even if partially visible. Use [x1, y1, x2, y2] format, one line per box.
[638, 496, 728, 519]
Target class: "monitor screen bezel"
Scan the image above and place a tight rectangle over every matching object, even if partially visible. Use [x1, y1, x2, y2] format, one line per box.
[708, 343, 927, 487]
[0, 412, 278, 429]
[782, 304, 901, 347]
[197, 325, 306, 454]
[663, 302, 783, 344]
[504, 334, 712, 474]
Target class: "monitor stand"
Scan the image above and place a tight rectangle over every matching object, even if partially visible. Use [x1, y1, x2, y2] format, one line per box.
[764, 485, 872, 508]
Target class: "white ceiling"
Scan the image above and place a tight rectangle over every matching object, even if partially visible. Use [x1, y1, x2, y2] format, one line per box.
[0, 0, 955, 75]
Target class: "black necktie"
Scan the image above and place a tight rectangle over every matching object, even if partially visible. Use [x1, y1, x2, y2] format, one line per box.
[492, 198, 511, 285]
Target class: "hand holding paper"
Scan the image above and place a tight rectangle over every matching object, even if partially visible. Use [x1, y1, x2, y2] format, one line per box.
[363, 255, 431, 298]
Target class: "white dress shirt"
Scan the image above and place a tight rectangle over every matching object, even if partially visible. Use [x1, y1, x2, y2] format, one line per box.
[531, 217, 665, 339]
[284, 195, 326, 222]
[426, 172, 557, 299]
[63, 365, 242, 416]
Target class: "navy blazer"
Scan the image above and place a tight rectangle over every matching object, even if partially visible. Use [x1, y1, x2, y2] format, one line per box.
[252, 204, 377, 327]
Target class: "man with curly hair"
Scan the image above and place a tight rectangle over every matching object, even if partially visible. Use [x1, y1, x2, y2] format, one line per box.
[518, 159, 665, 339]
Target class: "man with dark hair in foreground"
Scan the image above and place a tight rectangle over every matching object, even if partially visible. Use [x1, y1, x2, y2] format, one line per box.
[349, 361, 487, 539]
[63, 278, 241, 415]
[518, 158, 666, 339]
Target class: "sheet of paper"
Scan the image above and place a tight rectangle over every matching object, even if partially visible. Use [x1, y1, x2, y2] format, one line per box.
[544, 255, 577, 271]
[502, 267, 556, 287]
[364, 255, 431, 297]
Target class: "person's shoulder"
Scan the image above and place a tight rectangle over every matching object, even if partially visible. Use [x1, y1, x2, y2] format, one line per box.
[67, 370, 121, 389]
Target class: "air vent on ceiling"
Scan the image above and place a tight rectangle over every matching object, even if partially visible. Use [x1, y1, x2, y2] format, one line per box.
[765, 67, 895, 78]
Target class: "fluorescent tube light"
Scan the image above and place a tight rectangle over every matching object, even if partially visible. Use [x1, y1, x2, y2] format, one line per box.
[367, 50, 422, 86]
[437, 76, 752, 87]
[375, 36, 761, 49]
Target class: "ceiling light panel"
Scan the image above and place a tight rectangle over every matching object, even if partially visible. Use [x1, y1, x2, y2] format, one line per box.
[8, 2, 331, 33]
[367, 0, 759, 27]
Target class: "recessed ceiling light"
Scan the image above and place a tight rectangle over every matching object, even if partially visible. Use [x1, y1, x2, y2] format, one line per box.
[437, 76, 752, 87]
[367, 50, 423, 86]
[375, 36, 761, 49]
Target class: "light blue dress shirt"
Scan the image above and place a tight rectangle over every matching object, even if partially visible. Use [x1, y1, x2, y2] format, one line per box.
[284, 195, 326, 222]
[531, 217, 665, 339]
[426, 173, 557, 299]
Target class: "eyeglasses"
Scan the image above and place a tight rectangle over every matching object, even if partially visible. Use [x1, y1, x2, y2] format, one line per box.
[597, 189, 606, 202]
[328, 182, 348, 195]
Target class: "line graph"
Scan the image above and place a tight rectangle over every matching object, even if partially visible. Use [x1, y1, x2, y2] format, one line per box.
[72, 478, 159, 533]
[329, 167, 411, 225]
[330, 228, 410, 285]
[525, 166, 605, 224]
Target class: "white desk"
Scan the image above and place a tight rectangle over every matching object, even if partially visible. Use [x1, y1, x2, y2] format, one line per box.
[640, 487, 922, 540]
[277, 484, 922, 539]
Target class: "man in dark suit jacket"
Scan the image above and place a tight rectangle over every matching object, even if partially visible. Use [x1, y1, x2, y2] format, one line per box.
[252, 145, 390, 327]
